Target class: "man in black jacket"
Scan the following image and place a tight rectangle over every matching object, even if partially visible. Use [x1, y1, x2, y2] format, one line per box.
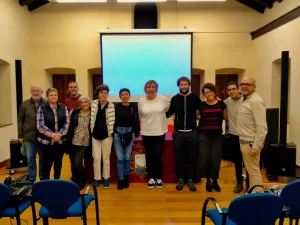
[167, 77, 201, 192]
[17, 85, 46, 182]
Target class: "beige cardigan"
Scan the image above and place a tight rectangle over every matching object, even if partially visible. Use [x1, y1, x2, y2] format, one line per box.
[90, 100, 115, 137]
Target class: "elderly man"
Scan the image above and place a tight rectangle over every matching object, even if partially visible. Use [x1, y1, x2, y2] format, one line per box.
[236, 77, 267, 191]
[18, 85, 46, 182]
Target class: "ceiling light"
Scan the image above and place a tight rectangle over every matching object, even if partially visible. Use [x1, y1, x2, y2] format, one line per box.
[117, 0, 167, 2]
[56, 0, 107, 3]
[177, 0, 226, 2]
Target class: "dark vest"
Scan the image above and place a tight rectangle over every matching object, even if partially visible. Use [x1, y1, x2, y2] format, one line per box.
[38, 102, 67, 142]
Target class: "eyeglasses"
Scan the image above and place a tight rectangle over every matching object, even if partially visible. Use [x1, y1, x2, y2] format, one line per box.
[204, 90, 213, 95]
[227, 88, 237, 92]
[239, 83, 253, 87]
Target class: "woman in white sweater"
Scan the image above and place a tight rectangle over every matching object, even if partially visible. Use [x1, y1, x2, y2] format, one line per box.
[90, 85, 115, 189]
[138, 80, 170, 189]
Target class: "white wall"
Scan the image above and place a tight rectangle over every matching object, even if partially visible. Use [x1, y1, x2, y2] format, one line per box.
[0, 0, 31, 162]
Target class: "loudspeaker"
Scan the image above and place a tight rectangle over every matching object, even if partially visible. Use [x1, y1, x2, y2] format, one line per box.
[134, 3, 157, 29]
[261, 108, 279, 170]
[8, 139, 27, 169]
[15, 60, 23, 112]
[269, 143, 296, 177]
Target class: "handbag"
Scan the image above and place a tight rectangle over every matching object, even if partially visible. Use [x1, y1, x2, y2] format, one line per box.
[117, 130, 133, 146]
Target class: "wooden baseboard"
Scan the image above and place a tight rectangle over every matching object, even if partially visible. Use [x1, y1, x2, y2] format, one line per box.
[0, 159, 9, 169]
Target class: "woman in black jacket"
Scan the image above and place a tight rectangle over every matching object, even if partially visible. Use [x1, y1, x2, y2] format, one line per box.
[114, 88, 140, 190]
[67, 96, 92, 190]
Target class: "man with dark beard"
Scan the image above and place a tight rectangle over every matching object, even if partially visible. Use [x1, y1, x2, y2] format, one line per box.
[166, 77, 201, 192]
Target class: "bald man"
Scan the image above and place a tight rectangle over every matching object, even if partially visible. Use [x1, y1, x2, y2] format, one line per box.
[236, 77, 267, 192]
[17, 85, 46, 182]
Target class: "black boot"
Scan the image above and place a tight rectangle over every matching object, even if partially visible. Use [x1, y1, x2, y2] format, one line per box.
[206, 178, 212, 192]
[233, 181, 243, 193]
[212, 179, 221, 192]
[123, 174, 129, 188]
[117, 180, 124, 190]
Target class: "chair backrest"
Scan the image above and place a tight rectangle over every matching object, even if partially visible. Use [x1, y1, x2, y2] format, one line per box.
[0, 183, 12, 208]
[228, 193, 283, 225]
[32, 180, 80, 219]
[280, 179, 300, 218]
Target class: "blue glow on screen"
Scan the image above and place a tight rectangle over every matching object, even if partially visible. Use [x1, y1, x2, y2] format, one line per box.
[101, 34, 191, 97]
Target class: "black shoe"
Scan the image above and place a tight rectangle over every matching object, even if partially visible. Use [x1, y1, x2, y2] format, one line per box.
[206, 179, 212, 192]
[186, 179, 197, 192]
[233, 181, 243, 193]
[176, 178, 185, 191]
[155, 178, 163, 188]
[117, 180, 124, 190]
[123, 174, 129, 188]
[212, 180, 221, 192]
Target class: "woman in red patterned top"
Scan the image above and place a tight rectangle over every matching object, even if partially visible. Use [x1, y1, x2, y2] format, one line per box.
[197, 83, 227, 192]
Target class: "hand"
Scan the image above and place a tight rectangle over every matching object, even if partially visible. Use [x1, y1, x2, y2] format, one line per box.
[18, 138, 24, 144]
[250, 148, 260, 156]
[51, 133, 61, 143]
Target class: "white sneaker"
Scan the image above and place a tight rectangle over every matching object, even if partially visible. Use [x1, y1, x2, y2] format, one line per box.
[155, 178, 163, 188]
[148, 178, 155, 189]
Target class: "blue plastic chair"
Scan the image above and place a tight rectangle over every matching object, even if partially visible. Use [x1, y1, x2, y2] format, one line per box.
[0, 182, 33, 225]
[279, 179, 300, 225]
[31, 180, 100, 225]
[202, 192, 284, 225]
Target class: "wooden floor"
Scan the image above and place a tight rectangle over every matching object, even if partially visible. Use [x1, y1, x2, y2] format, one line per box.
[0, 156, 289, 225]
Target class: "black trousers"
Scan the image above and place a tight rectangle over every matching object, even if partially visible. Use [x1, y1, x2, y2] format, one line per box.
[69, 146, 88, 188]
[230, 134, 249, 183]
[40, 143, 64, 179]
[173, 129, 197, 181]
[142, 135, 165, 179]
[197, 133, 222, 180]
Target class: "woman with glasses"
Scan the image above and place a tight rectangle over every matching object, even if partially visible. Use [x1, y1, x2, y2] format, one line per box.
[197, 83, 227, 192]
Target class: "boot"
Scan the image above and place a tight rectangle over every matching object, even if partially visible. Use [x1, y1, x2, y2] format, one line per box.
[212, 179, 221, 192]
[117, 180, 124, 190]
[123, 174, 129, 188]
[206, 179, 212, 192]
[233, 181, 243, 193]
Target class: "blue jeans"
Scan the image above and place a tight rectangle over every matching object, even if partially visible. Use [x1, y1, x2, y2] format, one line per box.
[113, 127, 135, 180]
[24, 141, 43, 181]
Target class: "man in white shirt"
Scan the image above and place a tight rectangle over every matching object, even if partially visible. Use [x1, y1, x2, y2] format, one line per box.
[236, 77, 268, 192]
[224, 81, 249, 193]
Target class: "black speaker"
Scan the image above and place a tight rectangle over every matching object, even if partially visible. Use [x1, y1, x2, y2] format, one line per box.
[8, 139, 27, 170]
[269, 143, 296, 177]
[15, 60, 23, 112]
[262, 108, 279, 171]
[134, 3, 157, 29]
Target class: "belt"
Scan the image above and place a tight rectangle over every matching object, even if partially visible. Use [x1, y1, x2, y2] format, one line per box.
[239, 139, 254, 144]
[178, 129, 193, 132]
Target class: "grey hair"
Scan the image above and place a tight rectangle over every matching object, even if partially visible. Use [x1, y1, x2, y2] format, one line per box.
[78, 95, 92, 105]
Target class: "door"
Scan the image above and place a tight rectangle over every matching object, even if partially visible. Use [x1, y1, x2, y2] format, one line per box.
[92, 74, 103, 100]
[52, 74, 76, 103]
[191, 75, 200, 95]
[215, 74, 238, 100]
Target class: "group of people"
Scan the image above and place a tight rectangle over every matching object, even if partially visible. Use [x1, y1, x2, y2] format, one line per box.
[17, 76, 267, 193]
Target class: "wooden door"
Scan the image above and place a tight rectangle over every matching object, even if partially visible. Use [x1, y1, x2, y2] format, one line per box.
[215, 74, 238, 100]
[191, 75, 200, 96]
[52, 74, 76, 103]
[92, 74, 103, 100]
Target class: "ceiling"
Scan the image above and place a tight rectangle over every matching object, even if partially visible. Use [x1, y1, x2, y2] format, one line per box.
[19, 0, 284, 13]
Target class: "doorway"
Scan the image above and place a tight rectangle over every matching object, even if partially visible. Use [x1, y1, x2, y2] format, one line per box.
[52, 74, 76, 103]
[215, 74, 238, 100]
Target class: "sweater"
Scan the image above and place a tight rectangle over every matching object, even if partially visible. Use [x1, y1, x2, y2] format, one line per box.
[236, 92, 268, 150]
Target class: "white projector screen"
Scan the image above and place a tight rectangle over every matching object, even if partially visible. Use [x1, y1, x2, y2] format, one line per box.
[100, 32, 192, 102]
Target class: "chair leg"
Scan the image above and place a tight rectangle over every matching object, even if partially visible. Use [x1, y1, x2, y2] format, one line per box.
[16, 215, 21, 225]
[290, 218, 293, 225]
[296, 219, 299, 225]
[43, 217, 49, 225]
[95, 199, 100, 225]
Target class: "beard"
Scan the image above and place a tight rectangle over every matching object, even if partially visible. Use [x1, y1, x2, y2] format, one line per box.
[179, 88, 189, 95]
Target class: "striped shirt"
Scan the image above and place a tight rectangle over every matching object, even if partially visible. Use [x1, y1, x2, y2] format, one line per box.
[37, 105, 70, 145]
[197, 100, 226, 134]
[90, 100, 115, 137]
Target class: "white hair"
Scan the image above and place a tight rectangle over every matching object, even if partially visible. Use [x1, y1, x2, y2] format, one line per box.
[78, 95, 92, 105]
